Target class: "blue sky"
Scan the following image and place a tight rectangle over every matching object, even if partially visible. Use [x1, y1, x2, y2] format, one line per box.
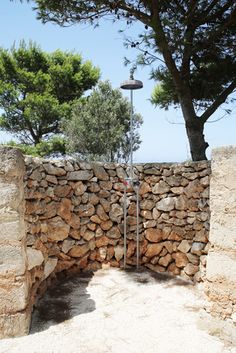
[0, 1, 235, 162]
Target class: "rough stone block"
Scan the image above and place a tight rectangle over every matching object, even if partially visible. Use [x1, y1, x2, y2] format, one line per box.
[47, 216, 70, 241]
[206, 251, 236, 283]
[61, 238, 75, 254]
[191, 242, 205, 255]
[114, 245, 124, 262]
[0, 243, 26, 276]
[43, 163, 66, 176]
[0, 209, 20, 223]
[152, 181, 170, 194]
[173, 252, 188, 268]
[106, 226, 121, 239]
[44, 258, 58, 279]
[26, 248, 44, 270]
[0, 310, 30, 338]
[68, 170, 93, 181]
[178, 240, 191, 253]
[145, 243, 163, 257]
[184, 263, 199, 276]
[210, 192, 236, 215]
[92, 165, 109, 181]
[156, 197, 175, 211]
[68, 244, 90, 258]
[210, 146, 236, 215]
[0, 182, 23, 210]
[79, 162, 92, 170]
[0, 147, 25, 178]
[145, 228, 163, 242]
[209, 215, 236, 249]
[0, 277, 28, 314]
[0, 219, 25, 242]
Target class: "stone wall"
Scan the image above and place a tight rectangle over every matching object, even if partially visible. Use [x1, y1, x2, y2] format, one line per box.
[0, 148, 30, 338]
[3, 147, 236, 340]
[24, 156, 210, 305]
[205, 146, 236, 325]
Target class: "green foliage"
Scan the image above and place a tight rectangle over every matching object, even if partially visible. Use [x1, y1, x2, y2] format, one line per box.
[151, 71, 179, 110]
[0, 41, 100, 145]
[150, 58, 236, 111]
[3, 135, 66, 157]
[64, 81, 143, 162]
[31, 0, 236, 160]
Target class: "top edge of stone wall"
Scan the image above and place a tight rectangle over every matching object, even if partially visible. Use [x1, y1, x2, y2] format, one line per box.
[211, 145, 236, 160]
[0, 147, 25, 178]
[23, 154, 211, 169]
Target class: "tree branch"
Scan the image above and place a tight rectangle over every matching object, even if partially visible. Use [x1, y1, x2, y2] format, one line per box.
[200, 81, 236, 122]
[117, 0, 151, 24]
[152, 2, 180, 84]
[181, 0, 199, 79]
[186, 0, 198, 18]
[198, 0, 235, 26]
[172, 0, 186, 16]
[203, 0, 220, 18]
[181, 24, 195, 80]
[202, 5, 236, 40]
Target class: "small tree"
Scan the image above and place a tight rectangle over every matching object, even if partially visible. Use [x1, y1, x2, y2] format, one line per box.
[64, 81, 143, 162]
[0, 41, 100, 147]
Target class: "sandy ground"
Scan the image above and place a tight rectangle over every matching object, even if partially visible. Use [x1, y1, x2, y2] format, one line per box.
[0, 267, 235, 353]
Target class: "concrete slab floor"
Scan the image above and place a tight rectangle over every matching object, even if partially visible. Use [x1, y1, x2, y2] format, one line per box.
[0, 267, 235, 353]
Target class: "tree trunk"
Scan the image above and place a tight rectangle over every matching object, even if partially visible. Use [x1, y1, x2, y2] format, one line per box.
[185, 119, 209, 161]
[33, 135, 41, 146]
[178, 89, 209, 161]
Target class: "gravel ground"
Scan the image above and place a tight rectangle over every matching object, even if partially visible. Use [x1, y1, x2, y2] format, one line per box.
[0, 267, 235, 353]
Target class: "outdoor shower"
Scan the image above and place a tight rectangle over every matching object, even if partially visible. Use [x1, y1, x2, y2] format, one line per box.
[120, 68, 143, 269]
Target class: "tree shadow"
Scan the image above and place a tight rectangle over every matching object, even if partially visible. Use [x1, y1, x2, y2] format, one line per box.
[123, 266, 193, 287]
[30, 266, 193, 334]
[30, 272, 95, 334]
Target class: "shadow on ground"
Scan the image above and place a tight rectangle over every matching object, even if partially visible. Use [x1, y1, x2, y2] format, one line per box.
[124, 266, 193, 287]
[30, 266, 193, 334]
[30, 272, 95, 334]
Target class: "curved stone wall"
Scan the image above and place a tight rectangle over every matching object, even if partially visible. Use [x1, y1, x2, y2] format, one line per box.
[24, 156, 210, 307]
[2, 147, 236, 339]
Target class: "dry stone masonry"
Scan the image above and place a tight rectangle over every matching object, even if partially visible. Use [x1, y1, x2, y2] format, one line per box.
[24, 156, 210, 309]
[0, 148, 30, 338]
[3, 146, 235, 339]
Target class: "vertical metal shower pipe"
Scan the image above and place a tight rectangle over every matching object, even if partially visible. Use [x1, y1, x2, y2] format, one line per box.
[130, 89, 134, 180]
[136, 185, 140, 269]
[131, 89, 140, 269]
[123, 184, 127, 269]
[120, 71, 143, 271]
